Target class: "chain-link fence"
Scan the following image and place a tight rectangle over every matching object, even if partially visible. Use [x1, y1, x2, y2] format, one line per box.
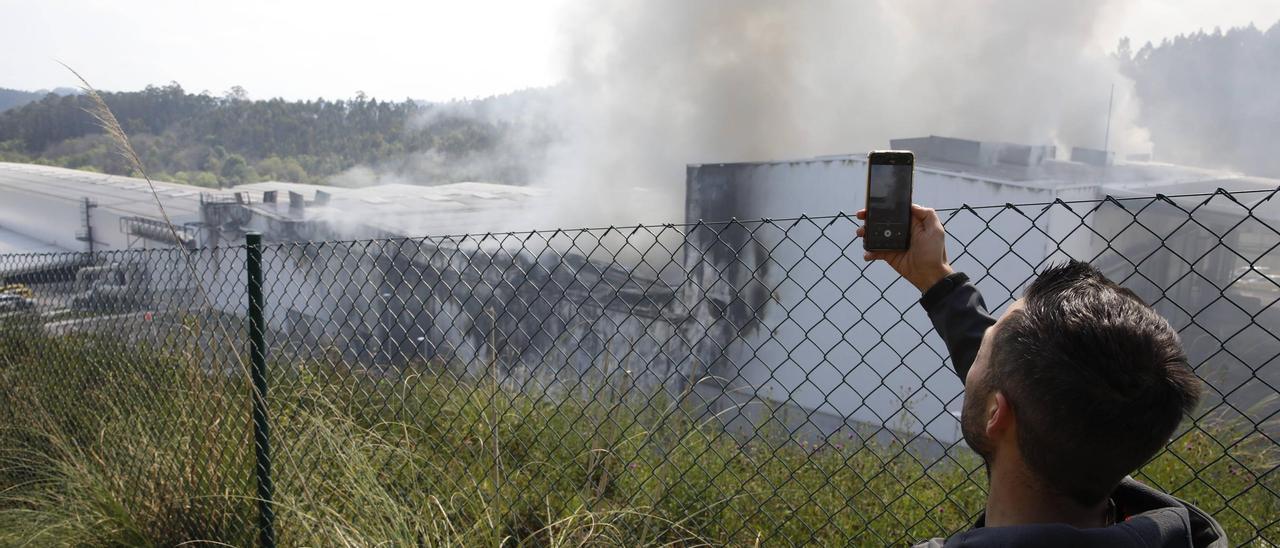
[0, 188, 1276, 546]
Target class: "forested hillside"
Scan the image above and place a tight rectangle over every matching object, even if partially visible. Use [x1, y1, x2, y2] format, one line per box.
[0, 87, 81, 113]
[0, 88, 50, 113]
[0, 83, 549, 187]
[1119, 21, 1280, 177]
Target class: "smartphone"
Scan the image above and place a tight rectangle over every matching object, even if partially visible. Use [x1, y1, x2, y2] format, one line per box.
[864, 150, 914, 251]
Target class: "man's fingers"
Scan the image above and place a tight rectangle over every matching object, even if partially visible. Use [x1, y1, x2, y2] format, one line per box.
[856, 226, 865, 238]
[910, 203, 945, 231]
[863, 250, 888, 262]
[855, 209, 867, 220]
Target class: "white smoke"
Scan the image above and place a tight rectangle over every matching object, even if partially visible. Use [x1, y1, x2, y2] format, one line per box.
[536, 0, 1151, 226]
[326, 1, 1153, 232]
[328, 89, 558, 190]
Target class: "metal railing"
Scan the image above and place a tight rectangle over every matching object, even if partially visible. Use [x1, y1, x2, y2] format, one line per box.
[0, 189, 1276, 546]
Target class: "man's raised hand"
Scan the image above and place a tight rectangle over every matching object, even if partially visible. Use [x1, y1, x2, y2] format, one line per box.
[856, 204, 954, 292]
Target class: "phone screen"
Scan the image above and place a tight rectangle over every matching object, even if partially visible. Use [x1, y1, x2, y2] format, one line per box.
[865, 159, 913, 250]
[867, 164, 912, 225]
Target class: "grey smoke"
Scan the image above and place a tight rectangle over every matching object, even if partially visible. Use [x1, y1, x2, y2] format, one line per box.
[329, 89, 558, 189]
[538, 0, 1149, 226]
[337, 1, 1151, 230]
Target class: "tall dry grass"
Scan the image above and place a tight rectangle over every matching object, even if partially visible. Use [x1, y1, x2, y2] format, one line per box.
[4, 318, 1276, 545]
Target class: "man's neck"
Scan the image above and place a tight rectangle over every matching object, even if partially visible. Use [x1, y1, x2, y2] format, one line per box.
[985, 462, 1111, 529]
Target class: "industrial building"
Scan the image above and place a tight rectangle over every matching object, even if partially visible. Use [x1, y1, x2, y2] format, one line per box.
[683, 136, 1279, 444]
[1, 135, 1276, 448]
[0, 162, 549, 252]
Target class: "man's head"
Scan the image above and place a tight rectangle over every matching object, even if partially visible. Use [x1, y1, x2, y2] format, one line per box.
[961, 260, 1202, 506]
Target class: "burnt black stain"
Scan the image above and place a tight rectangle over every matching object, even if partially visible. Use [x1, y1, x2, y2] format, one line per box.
[357, 238, 689, 385]
[681, 164, 774, 388]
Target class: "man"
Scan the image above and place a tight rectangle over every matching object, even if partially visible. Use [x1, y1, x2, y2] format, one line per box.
[856, 204, 1227, 547]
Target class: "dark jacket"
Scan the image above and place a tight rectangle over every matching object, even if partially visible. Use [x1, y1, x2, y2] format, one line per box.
[914, 272, 1228, 548]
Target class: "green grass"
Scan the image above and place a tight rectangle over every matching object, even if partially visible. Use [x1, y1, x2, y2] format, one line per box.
[0, 318, 1276, 546]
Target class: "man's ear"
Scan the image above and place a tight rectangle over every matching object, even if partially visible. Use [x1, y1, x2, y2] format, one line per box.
[987, 391, 1014, 439]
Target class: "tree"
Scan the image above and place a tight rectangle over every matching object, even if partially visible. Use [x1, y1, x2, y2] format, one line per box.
[219, 154, 254, 184]
[255, 156, 308, 182]
[224, 86, 249, 102]
[1120, 21, 1280, 177]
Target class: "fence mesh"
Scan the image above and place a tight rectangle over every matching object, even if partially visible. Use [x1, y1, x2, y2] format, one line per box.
[0, 189, 1276, 546]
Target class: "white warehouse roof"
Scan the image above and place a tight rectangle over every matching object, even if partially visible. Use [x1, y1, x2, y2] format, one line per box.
[232, 181, 550, 237]
[0, 226, 69, 255]
[0, 162, 208, 219]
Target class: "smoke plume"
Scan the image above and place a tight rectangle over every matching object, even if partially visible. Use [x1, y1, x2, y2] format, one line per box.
[537, 0, 1150, 226]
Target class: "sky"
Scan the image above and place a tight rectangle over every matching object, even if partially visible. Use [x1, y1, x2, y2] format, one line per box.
[1, 0, 1278, 102]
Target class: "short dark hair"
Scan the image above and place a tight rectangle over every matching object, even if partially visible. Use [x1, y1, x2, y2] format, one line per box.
[986, 260, 1202, 505]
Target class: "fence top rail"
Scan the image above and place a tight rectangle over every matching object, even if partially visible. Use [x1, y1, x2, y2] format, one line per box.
[284, 185, 1278, 243]
[0, 186, 1276, 261]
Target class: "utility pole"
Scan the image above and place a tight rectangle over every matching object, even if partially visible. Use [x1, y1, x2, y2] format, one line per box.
[1103, 83, 1115, 159]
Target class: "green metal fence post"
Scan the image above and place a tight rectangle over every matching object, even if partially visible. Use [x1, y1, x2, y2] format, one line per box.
[246, 232, 276, 548]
